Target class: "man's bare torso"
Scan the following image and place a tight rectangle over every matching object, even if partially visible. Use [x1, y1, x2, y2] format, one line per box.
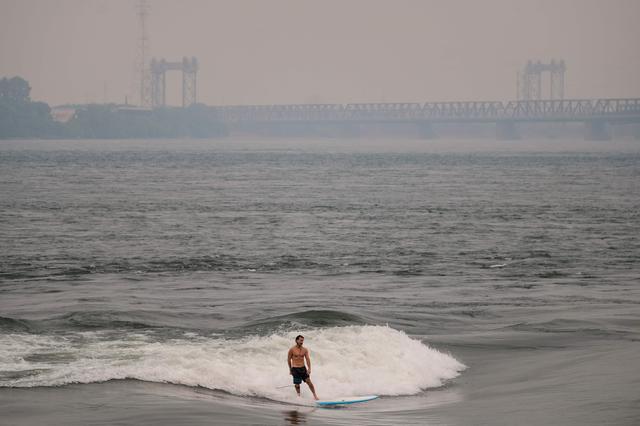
[289, 346, 308, 368]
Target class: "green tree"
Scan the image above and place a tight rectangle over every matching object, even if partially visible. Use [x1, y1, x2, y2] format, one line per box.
[0, 76, 31, 102]
[0, 76, 61, 138]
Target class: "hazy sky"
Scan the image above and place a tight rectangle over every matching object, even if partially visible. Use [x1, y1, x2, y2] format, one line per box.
[1, 0, 639, 106]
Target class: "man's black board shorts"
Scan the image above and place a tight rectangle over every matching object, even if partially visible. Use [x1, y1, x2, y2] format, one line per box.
[291, 367, 309, 384]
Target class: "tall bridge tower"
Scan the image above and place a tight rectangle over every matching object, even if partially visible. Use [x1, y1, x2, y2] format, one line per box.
[150, 57, 199, 108]
[520, 59, 566, 100]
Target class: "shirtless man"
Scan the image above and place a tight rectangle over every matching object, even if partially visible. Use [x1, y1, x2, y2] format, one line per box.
[287, 335, 319, 400]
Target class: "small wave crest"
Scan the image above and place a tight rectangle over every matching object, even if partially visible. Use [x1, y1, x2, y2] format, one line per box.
[240, 310, 365, 333]
[0, 312, 172, 333]
[1, 254, 333, 279]
[0, 317, 34, 333]
[0, 325, 465, 401]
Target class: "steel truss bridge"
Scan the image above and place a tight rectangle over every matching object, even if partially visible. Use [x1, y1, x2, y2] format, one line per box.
[216, 98, 640, 124]
[214, 98, 640, 140]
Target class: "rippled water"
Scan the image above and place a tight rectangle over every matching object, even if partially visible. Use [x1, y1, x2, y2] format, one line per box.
[1, 138, 639, 426]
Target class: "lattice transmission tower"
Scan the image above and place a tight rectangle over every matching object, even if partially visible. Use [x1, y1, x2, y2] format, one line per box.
[136, 0, 151, 107]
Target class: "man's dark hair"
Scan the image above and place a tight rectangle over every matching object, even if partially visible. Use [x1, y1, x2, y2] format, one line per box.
[295, 335, 304, 342]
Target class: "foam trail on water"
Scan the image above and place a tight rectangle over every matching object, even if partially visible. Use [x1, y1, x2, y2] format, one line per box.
[0, 326, 465, 402]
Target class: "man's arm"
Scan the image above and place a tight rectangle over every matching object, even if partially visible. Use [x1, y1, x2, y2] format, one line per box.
[287, 348, 293, 373]
[305, 350, 311, 375]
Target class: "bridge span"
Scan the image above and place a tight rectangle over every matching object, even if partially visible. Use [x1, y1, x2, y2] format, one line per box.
[214, 98, 640, 140]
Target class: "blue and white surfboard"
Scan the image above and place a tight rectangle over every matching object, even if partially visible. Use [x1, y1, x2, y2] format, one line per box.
[316, 395, 379, 407]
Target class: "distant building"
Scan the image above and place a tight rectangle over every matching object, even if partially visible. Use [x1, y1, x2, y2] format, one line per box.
[116, 105, 153, 114]
[50, 107, 76, 123]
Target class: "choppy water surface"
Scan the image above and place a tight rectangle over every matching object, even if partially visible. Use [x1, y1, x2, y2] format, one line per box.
[1, 138, 639, 426]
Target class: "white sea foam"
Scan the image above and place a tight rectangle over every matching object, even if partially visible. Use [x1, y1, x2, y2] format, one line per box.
[0, 326, 465, 402]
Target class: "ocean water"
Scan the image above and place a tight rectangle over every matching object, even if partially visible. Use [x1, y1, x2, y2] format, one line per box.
[0, 138, 639, 426]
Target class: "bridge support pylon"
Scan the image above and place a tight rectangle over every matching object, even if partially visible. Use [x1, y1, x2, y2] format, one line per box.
[338, 123, 361, 137]
[150, 56, 198, 108]
[584, 120, 611, 141]
[496, 120, 519, 140]
[417, 122, 436, 139]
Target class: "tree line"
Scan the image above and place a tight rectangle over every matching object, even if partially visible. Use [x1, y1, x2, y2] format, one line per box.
[0, 76, 227, 139]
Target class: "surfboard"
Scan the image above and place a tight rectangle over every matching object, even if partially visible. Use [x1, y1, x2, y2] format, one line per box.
[315, 395, 379, 407]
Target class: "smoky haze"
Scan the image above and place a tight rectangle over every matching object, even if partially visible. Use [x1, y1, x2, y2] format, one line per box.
[1, 0, 639, 107]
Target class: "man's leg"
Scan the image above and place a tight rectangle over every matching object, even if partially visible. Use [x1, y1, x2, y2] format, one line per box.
[294, 383, 301, 396]
[304, 378, 319, 400]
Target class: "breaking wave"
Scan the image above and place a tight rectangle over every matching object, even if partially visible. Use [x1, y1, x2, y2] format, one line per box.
[0, 325, 465, 403]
